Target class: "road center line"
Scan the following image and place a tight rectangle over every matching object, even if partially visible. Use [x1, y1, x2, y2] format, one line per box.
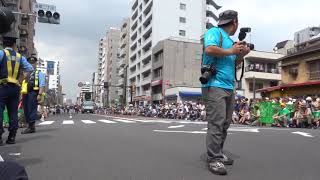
[0, 154, 4, 162]
[292, 131, 314, 137]
[168, 125, 185, 129]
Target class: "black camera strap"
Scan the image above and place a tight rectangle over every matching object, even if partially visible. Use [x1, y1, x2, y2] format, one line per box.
[235, 59, 244, 82]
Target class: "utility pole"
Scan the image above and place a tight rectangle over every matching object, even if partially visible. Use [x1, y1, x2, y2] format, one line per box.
[253, 76, 256, 99]
[123, 65, 128, 106]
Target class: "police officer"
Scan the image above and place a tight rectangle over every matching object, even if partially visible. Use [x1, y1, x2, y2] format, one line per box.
[21, 56, 46, 134]
[0, 34, 34, 146]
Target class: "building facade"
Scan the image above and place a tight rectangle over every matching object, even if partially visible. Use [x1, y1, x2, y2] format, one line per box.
[128, 0, 220, 105]
[258, 43, 320, 98]
[117, 18, 130, 106]
[236, 51, 284, 99]
[150, 38, 202, 104]
[105, 28, 121, 106]
[0, 0, 37, 57]
[274, 40, 294, 55]
[96, 38, 106, 106]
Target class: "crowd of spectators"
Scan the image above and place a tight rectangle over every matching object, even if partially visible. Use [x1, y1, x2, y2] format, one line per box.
[233, 97, 320, 129]
[98, 96, 320, 129]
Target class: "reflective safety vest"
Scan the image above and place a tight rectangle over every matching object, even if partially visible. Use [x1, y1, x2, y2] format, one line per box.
[0, 49, 22, 85]
[21, 80, 28, 94]
[28, 70, 40, 91]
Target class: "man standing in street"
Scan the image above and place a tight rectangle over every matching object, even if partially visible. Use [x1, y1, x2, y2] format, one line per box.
[0, 34, 34, 145]
[202, 10, 250, 175]
[21, 56, 46, 134]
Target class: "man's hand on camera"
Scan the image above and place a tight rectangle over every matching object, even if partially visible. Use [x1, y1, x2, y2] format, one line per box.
[240, 45, 250, 57]
[229, 43, 244, 55]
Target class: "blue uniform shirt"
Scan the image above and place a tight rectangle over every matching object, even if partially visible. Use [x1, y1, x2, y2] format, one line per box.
[202, 27, 237, 90]
[38, 70, 46, 88]
[0, 48, 34, 72]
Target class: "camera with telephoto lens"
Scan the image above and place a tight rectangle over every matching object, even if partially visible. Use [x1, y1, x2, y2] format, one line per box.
[199, 64, 216, 84]
[237, 27, 255, 50]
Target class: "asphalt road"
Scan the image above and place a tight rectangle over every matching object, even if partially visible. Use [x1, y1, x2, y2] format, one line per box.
[1, 113, 320, 180]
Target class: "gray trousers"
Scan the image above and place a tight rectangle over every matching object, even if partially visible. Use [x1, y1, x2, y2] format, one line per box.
[202, 87, 234, 161]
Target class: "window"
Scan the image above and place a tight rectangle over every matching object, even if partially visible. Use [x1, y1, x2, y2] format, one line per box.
[309, 60, 320, 80]
[179, 30, 186, 36]
[249, 82, 263, 92]
[180, 3, 186, 10]
[179, 17, 186, 23]
[154, 51, 163, 62]
[153, 67, 162, 78]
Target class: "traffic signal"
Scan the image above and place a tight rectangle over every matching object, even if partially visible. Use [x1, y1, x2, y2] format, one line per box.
[0, 7, 15, 34]
[37, 9, 60, 24]
[131, 85, 136, 94]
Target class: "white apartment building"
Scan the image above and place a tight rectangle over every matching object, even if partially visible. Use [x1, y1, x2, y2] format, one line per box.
[117, 18, 130, 106]
[96, 38, 106, 105]
[37, 59, 61, 90]
[128, 0, 221, 105]
[236, 51, 284, 99]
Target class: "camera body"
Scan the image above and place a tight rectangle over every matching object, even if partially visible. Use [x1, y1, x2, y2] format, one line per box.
[199, 65, 217, 85]
[238, 27, 255, 50]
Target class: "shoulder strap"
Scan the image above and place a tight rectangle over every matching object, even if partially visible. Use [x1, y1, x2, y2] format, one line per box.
[219, 30, 223, 48]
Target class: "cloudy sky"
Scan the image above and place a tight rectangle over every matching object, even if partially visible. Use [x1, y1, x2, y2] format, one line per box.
[35, 0, 319, 101]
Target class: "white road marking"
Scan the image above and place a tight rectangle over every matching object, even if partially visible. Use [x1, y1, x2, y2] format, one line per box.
[178, 121, 207, 125]
[228, 128, 259, 133]
[38, 121, 54, 126]
[292, 132, 314, 138]
[63, 120, 74, 125]
[202, 128, 208, 131]
[154, 130, 206, 134]
[0, 155, 4, 162]
[113, 119, 136, 123]
[98, 120, 117, 124]
[168, 125, 185, 129]
[9, 153, 21, 156]
[81, 120, 96, 124]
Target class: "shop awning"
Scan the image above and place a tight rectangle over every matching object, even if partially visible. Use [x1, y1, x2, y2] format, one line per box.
[256, 80, 320, 92]
[179, 91, 202, 97]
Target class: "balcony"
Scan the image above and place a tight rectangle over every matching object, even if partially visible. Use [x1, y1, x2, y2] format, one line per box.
[141, 76, 151, 86]
[131, 30, 138, 41]
[118, 59, 126, 67]
[143, 13, 152, 28]
[130, 42, 137, 51]
[206, 6, 219, 21]
[143, 0, 153, 16]
[132, 0, 138, 10]
[131, 9, 138, 21]
[244, 69, 281, 81]
[131, 20, 138, 31]
[19, 29, 28, 37]
[206, 0, 222, 10]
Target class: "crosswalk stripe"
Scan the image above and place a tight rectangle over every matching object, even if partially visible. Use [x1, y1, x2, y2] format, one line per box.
[63, 120, 74, 125]
[113, 119, 136, 123]
[82, 120, 96, 124]
[99, 120, 117, 124]
[168, 125, 185, 129]
[38, 121, 55, 126]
